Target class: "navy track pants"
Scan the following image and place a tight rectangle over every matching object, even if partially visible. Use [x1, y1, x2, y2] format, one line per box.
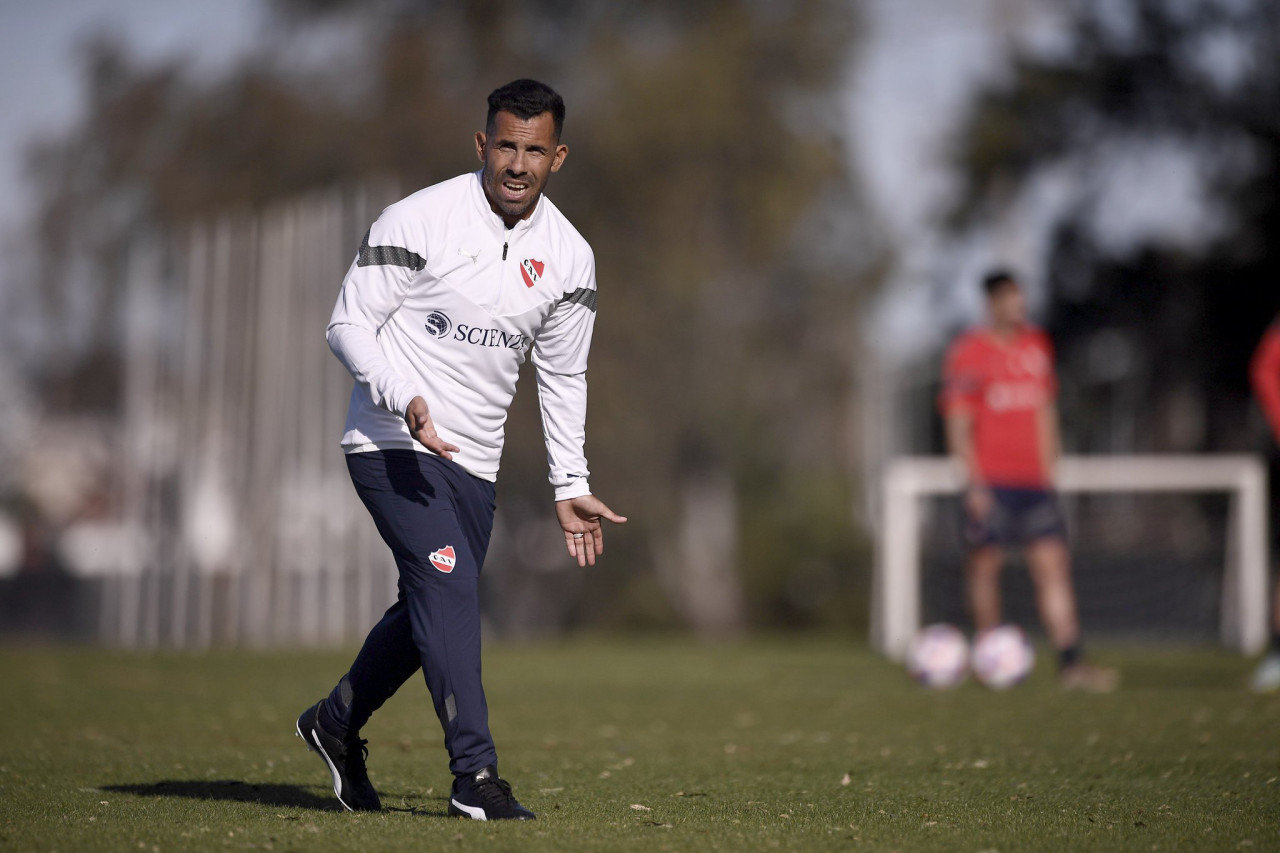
[323, 449, 498, 777]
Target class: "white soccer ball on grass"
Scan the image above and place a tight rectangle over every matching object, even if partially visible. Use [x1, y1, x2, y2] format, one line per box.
[971, 624, 1035, 690]
[906, 623, 970, 689]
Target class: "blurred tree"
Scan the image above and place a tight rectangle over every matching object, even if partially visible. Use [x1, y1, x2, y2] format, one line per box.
[23, 0, 882, 633]
[25, 35, 358, 407]
[952, 0, 1280, 458]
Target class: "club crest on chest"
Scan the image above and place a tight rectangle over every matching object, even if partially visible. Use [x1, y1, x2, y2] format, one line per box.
[520, 258, 545, 289]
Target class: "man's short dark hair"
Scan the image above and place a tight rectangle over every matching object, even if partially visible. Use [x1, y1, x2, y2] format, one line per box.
[486, 79, 565, 139]
[983, 269, 1019, 296]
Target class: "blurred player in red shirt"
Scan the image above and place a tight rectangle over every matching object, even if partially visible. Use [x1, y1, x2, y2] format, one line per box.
[1249, 318, 1280, 692]
[941, 271, 1117, 691]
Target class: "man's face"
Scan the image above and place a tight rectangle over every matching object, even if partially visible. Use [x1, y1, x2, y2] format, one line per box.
[988, 282, 1027, 328]
[475, 110, 568, 225]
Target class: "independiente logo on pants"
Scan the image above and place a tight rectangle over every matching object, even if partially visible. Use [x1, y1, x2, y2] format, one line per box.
[429, 545, 456, 573]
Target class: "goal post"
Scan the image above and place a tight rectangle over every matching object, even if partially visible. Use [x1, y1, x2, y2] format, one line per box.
[872, 455, 1270, 660]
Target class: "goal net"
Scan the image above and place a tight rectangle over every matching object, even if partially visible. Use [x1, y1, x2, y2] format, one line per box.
[871, 455, 1270, 660]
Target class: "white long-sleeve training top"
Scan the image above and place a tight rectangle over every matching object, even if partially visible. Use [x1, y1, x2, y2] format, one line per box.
[327, 171, 597, 501]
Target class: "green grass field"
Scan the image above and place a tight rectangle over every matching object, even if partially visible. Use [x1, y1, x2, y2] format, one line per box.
[1, 637, 1276, 852]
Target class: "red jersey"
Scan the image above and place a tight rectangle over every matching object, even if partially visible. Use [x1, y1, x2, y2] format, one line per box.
[1251, 321, 1280, 444]
[940, 326, 1057, 488]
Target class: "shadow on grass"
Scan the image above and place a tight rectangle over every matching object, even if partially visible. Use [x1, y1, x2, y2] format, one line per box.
[100, 780, 452, 817]
[102, 780, 343, 811]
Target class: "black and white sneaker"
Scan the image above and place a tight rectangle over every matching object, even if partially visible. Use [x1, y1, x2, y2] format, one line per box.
[295, 700, 381, 811]
[448, 766, 536, 821]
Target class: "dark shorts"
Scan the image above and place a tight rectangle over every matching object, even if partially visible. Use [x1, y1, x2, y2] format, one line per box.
[963, 486, 1067, 549]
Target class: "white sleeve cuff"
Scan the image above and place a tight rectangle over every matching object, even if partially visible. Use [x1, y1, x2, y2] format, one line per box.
[554, 481, 592, 502]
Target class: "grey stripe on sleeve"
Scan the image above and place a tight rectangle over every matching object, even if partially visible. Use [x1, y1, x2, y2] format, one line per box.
[558, 287, 597, 312]
[356, 229, 426, 271]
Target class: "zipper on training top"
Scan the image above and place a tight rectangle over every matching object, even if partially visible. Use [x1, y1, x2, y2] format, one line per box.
[502, 221, 517, 260]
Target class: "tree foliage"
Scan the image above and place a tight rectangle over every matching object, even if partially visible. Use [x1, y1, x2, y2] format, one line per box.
[953, 0, 1280, 456]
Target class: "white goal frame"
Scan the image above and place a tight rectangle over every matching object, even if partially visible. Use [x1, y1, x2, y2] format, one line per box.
[872, 455, 1270, 660]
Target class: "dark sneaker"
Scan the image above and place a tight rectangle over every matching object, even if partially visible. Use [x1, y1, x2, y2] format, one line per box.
[448, 766, 536, 821]
[295, 700, 381, 811]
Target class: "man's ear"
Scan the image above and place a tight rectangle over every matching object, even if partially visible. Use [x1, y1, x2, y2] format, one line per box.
[475, 131, 487, 163]
[550, 143, 569, 173]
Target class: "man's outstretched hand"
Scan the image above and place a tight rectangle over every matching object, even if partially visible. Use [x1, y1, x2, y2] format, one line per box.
[405, 396, 460, 460]
[556, 495, 627, 567]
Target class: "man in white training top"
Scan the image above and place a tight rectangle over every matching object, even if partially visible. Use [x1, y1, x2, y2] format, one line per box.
[295, 78, 626, 821]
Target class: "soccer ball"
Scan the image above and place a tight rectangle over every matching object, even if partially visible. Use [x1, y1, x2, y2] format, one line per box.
[906, 623, 970, 689]
[971, 625, 1035, 690]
